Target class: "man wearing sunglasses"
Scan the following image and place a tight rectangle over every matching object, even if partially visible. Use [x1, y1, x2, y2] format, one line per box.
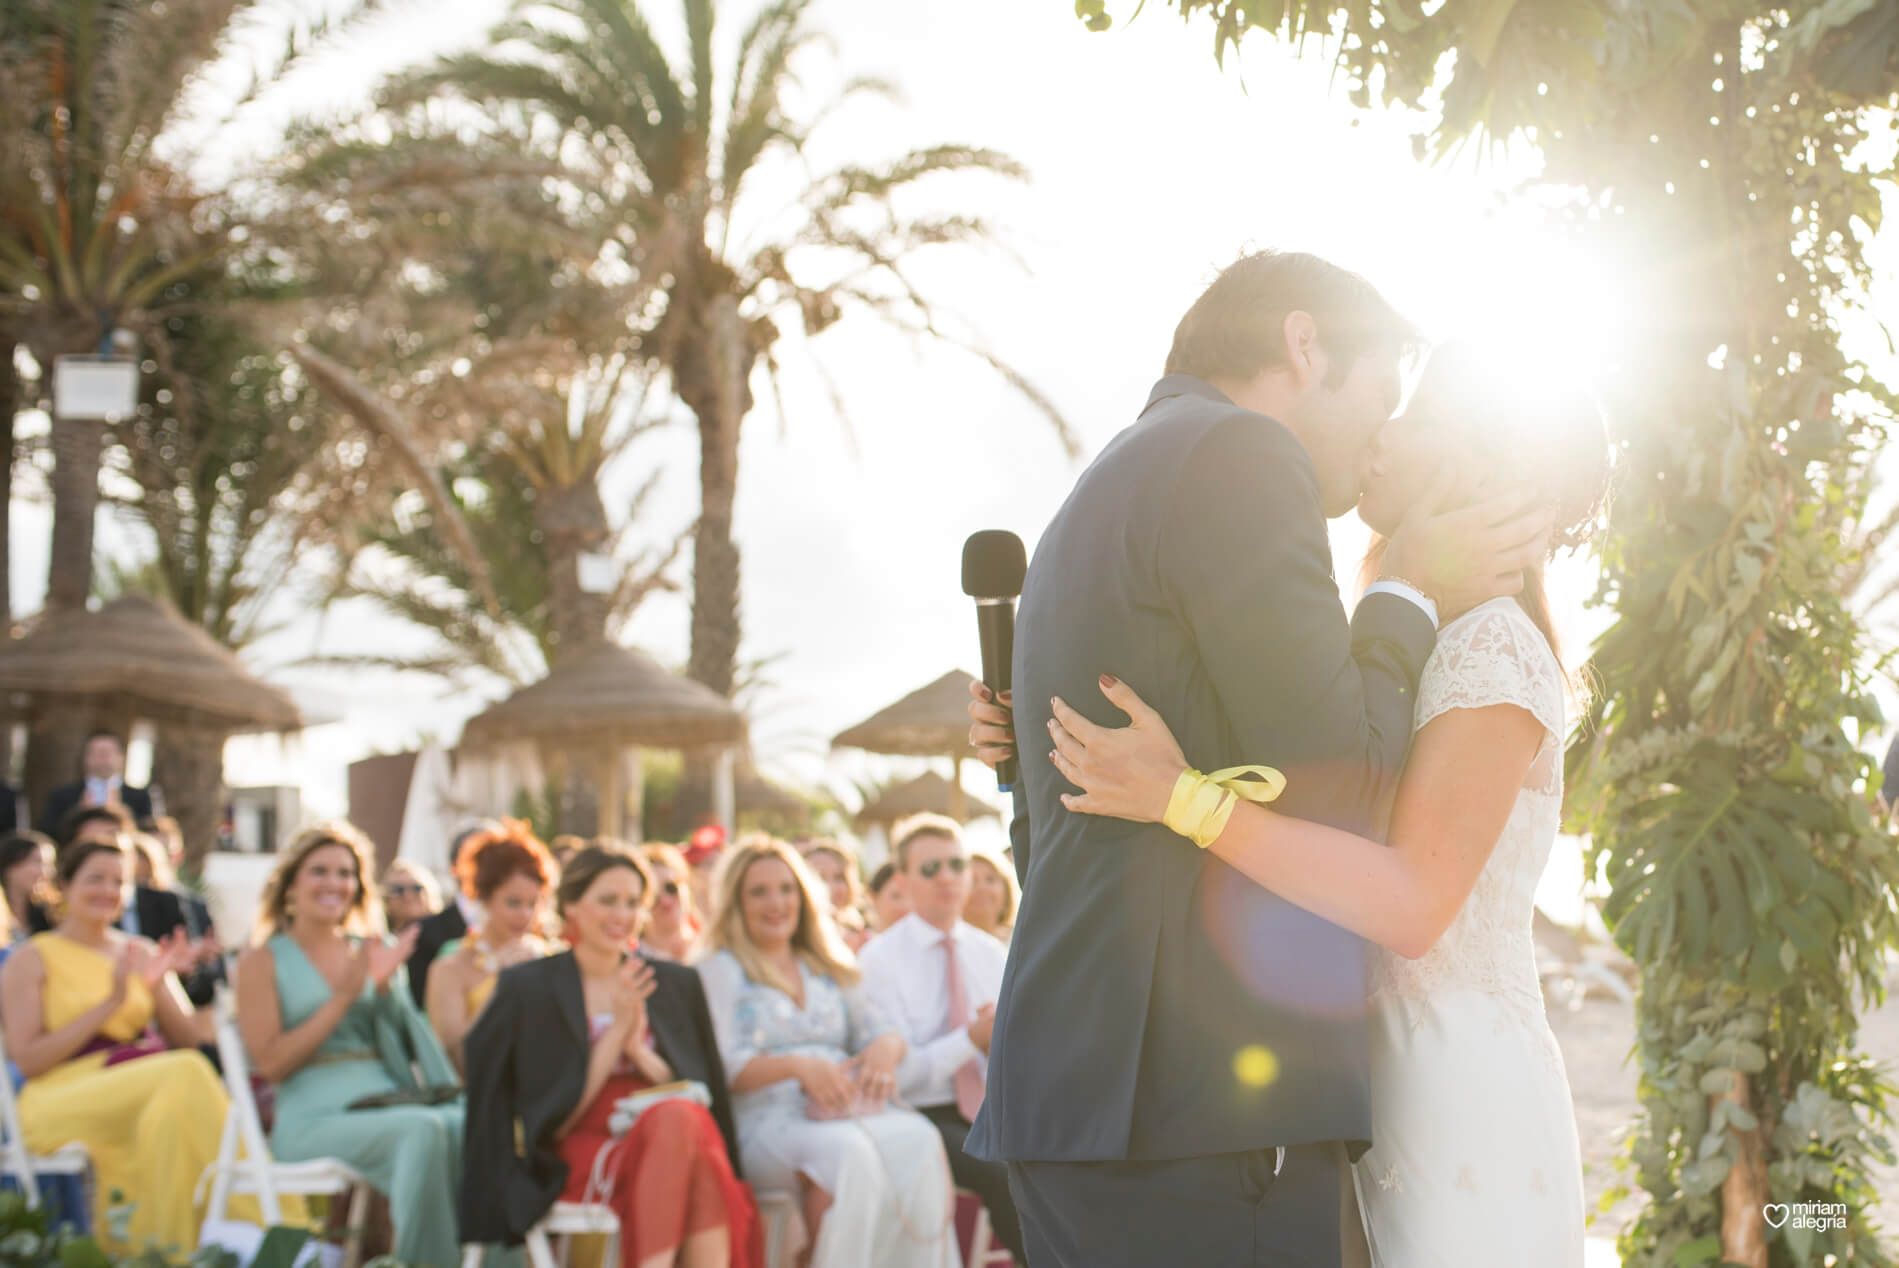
[858, 814, 1024, 1262]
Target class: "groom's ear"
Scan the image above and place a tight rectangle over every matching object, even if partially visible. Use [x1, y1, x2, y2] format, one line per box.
[1282, 311, 1323, 387]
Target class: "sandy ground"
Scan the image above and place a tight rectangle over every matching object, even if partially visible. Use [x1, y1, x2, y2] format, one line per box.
[1551, 975, 1899, 1253]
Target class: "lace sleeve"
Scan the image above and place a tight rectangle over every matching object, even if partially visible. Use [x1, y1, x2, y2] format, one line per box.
[1416, 599, 1566, 753]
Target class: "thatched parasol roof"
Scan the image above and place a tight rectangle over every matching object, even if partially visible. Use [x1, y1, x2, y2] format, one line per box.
[856, 771, 996, 826]
[833, 670, 981, 759]
[460, 640, 745, 751]
[0, 595, 301, 732]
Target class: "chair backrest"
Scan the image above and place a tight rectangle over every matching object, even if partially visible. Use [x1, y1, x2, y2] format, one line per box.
[0, 1025, 41, 1203]
[206, 987, 285, 1224]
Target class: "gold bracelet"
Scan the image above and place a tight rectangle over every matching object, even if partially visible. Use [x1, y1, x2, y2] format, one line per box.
[1162, 765, 1288, 848]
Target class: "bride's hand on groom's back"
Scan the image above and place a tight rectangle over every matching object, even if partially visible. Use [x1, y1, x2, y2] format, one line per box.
[1047, 677, 1186, 825]
[1383, 462, 1554, 622]
[968, 679, 1017, 771]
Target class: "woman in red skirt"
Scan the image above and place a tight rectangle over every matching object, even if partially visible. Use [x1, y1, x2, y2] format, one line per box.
[462, 843, 761, 1268]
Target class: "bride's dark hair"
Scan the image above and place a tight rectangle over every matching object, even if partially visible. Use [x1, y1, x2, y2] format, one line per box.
[1355, 342, 1613, 683]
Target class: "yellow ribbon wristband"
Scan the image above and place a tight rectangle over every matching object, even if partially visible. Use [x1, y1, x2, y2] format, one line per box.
[1162, 765, 1288, 848]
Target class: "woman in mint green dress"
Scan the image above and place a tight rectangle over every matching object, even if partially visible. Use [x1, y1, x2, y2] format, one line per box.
[236, 823, 465, 1268]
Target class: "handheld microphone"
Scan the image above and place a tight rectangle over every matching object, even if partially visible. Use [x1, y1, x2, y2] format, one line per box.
[962, 530, 1028, 790]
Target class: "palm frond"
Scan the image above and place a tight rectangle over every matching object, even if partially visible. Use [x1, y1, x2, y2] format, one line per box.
[291, 343, 505, 617]
[721, 0, 821, 202]
[684, 0, 715, 136]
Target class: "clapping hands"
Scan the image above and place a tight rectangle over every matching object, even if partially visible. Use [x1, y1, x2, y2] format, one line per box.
[133, 930, 199, 989]
[611, 956, 657, 1038]
[365, 925, 420, 992]
[341, 925, 419, 998]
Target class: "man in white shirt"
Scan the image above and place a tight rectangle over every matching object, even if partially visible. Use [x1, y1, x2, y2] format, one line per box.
[858, 814, 1023, 1261]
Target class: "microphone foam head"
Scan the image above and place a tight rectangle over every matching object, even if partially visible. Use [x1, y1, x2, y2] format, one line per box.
[962, 530, 1027, 598]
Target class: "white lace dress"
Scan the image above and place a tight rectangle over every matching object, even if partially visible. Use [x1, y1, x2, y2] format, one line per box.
[1349, 598, 1586, 1266]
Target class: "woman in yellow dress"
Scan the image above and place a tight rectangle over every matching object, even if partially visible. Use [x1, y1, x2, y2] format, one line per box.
[425, 821, 553, 1074]
[0, 832, 243, 1253]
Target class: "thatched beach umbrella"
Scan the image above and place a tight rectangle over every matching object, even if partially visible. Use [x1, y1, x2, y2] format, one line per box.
[0, 595, 301, 733]
[0, 595, 303, 863]
[459, 640, 746, 838]
[833, 669, 983, 818]
[856, 771, 997, 829]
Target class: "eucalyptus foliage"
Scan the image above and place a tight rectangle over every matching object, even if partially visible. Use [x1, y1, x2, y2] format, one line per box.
[1080, 1, 1899, 1262]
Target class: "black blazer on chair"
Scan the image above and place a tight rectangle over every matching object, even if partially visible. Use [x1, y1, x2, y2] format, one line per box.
[458, 949, 743, 1247]
[968, 375, 1437, 1167]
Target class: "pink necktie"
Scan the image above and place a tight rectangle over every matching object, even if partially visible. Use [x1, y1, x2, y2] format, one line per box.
[942, 934, 986, 1121]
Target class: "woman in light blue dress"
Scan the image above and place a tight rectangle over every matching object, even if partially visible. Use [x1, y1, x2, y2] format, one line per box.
[235, 823, 465, 1268]
[696, 837, 956, 1268]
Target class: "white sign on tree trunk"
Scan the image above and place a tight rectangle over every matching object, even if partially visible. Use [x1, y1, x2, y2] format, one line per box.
[52, 355, 141, 421]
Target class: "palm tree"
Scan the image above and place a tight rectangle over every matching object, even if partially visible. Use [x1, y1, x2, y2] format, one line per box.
[312, 410, 688, 687]
[0, 0, 317, 608]
[384, 0, 1076, 704]
[83, 262, 348, 864]
[0, 0, 400, 807]
[265, 110, 691, 679]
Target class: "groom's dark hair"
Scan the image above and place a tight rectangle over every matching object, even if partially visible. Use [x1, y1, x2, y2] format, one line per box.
[1165, 250, 1418, 388]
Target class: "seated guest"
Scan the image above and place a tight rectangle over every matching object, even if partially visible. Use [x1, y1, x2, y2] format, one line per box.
[36, 731, 158, 839]
[0, 833, 269, 1252]
[235, 822, 463, 1268]
[799, 840, 869, 952]
[0, 880, 88, 1230]
[142, 815, 222, 948]
[1, 831, 54, 946]
[127, 831, 226, 1007]
[857, 816, 1022, 1263]
[462, 843, 761, 1268]
[31, 808, 191, 947]
[380, 860, 441, 934]
[961, 848, 1020, 946]
[549, 834, 586, 872]
[865, 862, 908, 934]
[426, 821, 554, 1073]
[406, 822, 501, 1008]
[639, 842, 702, 962]
[698, 837, 957, 1268]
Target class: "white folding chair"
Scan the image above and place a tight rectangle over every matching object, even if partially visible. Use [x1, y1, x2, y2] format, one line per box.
[0, 1026, 90, 1211]
[198, 994, 373, 1268]
[755, 1188, 799, 1268]
[460, 1200, 621, 1268]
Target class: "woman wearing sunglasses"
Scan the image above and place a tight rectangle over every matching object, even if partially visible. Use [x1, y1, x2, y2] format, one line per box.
[379, 861, 440, 935]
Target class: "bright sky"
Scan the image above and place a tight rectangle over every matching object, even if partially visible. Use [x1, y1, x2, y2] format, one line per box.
[12, 0, 1886, 843]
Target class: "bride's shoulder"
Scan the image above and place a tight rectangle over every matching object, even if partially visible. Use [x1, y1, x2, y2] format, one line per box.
[1428, 599, 1564, 694]
[1440, 597, 1551, 656]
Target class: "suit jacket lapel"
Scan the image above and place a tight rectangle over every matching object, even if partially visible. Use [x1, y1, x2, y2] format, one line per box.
[644, 962, 689, 1074]
[551, 951, 589, 1049]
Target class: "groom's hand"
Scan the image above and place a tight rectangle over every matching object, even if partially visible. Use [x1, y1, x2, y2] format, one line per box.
[1383, 464, 1552, 622]
[968, 680, 1017, 771]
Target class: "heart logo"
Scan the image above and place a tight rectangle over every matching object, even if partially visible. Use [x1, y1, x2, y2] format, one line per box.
[1763, 1203, 1791, 1229]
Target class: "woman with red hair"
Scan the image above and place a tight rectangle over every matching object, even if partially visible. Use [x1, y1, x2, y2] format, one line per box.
[426, 819, 554, 1073]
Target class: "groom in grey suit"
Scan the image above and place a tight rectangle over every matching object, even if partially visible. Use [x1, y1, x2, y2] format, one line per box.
[967, 251, 1548, 1266]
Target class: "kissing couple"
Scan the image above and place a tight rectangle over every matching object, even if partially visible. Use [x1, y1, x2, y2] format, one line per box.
[964, 250, 1608, 1267]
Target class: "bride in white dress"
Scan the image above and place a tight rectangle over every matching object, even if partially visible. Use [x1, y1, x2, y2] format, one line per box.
[1032, 348, 1609, 1266]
